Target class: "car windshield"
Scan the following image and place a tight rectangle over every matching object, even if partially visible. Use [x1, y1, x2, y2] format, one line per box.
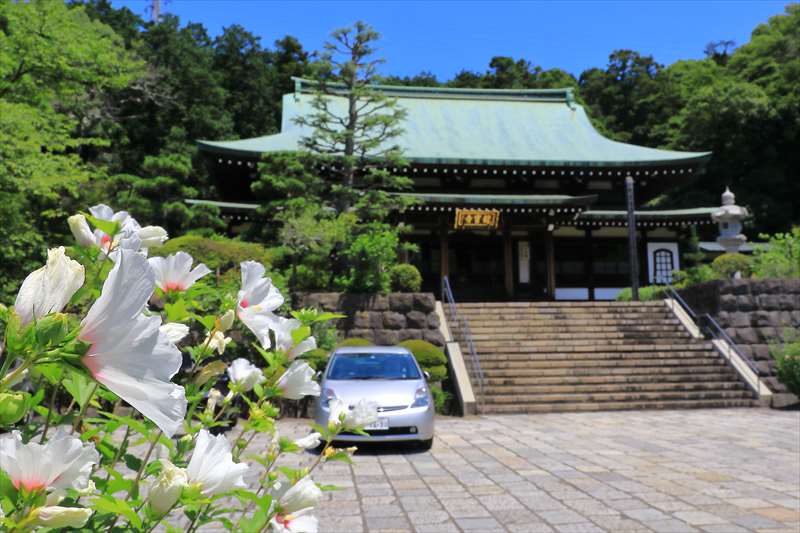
[327, 353, 421, 381]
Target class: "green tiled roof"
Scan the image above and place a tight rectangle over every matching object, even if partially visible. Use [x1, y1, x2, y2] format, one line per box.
[580, 207, 717, 221]
[198, 78, 711, 168]
[396, 193, 598, 206]
[185, 199, 259, 211]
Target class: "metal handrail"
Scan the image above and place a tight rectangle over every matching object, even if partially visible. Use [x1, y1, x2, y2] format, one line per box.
[663, 284, 761, 396]
[441, 276, 485, 402]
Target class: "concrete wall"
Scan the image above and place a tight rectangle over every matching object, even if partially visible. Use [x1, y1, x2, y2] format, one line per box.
[293, 292, 445, 347]
[678, 279, 800, 398]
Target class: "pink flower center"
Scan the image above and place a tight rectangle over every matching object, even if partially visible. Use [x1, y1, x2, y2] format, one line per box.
[164, 281, 185, 293]
[13, 478, 46, 491]
[276, 514, 293, 527]
[240, 298, 249, 308]
[100, 234, 112, 249]
[81, 352, 102, 380]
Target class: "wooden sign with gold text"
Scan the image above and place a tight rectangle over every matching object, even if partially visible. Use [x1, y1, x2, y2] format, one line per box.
[454, 209, 500, 230]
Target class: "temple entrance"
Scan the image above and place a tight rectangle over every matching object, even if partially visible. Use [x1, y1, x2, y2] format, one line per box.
[411, 231, 548, 302]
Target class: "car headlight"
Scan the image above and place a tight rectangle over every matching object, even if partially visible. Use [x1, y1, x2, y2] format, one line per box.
[321, 388, 336, 407]
[411, 386, 429, 407]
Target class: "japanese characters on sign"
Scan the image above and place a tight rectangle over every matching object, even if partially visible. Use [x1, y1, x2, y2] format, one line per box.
[454, 208, 501, 230]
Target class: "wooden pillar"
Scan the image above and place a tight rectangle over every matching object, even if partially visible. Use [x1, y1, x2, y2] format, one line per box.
[439, 215, 449, 283]
[639, 229, 649, 287]
[503, 221, 514, 299]
[545, 229, 556, 300]
[585, 228, 595, 301]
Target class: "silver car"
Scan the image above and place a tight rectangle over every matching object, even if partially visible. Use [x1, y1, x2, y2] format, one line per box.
[313, 346, 435, 449]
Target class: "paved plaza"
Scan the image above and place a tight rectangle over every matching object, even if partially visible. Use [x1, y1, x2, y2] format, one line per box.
[279, 408, 799, 533]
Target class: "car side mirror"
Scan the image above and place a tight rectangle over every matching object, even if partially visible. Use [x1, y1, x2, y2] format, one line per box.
[424, 371, 431, 380]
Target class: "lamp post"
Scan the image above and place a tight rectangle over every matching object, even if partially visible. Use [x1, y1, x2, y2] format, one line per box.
[625, 176, 639, 301]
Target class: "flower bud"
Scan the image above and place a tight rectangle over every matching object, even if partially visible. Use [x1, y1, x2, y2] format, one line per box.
[30, 506, 92, 528]
[138, 226, 168, 248]
[0, 392, 28, 426]
[68, 215, 96, 247]
[14, 247, 85, 326]
[148, 460, 188, 515]
[206, 389, 222, 412]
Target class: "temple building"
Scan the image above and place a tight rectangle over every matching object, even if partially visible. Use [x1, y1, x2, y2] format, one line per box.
[197, 79, 718, 301]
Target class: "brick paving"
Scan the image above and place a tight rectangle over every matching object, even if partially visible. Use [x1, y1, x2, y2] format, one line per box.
[276, 408, 799, 533]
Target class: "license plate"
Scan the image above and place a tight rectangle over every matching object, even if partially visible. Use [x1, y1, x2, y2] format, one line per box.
[364, 417, 389, 431]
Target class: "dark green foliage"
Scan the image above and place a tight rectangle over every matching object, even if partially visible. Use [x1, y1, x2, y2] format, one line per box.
[615, 286, 668, 302]
[150, 235, 276, 272]
[337, 338, 372, 347]
[398, 340, 448, 383]
[430, 384, 452, 415]
[338, 230, 398, 294]
[751, 228, 800, 279]
[711, 253, 753, 279]
[771, 329, 800, 398]
[390, 264, 423, 292]
[298, 348, 330, 372]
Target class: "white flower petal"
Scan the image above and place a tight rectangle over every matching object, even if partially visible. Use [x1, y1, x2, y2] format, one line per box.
[14, 247, 85, 325]
[226, 358, 265, 392]
[68, 215, 96, 247]
[186, 430, 248, 496]
[277, 361, 320, 400]
[80, 250, 186, 437]
[149, 252, 211, 293]
[160, 323, 190, 344]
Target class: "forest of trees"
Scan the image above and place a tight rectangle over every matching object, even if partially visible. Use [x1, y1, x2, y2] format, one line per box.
[0, 0, 798, 296]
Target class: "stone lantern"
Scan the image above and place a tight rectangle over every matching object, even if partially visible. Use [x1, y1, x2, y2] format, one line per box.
[712, 187, 749, 253]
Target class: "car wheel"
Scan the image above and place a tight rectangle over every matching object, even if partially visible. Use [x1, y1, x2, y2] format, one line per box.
[419, 438, 433, 451]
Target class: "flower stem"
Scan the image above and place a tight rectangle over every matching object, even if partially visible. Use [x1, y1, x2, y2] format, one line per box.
[71, 382, 98, 433]
[39, 383, 60, 443]
[0, 359, 32, 392]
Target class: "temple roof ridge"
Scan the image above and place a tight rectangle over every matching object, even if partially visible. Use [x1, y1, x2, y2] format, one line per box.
[291, 76, 576, 104]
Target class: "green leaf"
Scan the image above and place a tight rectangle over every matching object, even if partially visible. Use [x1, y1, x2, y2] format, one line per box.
[290, 325, 311, 345]
[84, 213, 120, 237]
[62, 370, 96, 408]
[164, 300, 190, 322]
[324, 450, 353, 464]
[91, 495, 143, 529]
[123, 453, 142, 472]
[238, 508, 268, 531]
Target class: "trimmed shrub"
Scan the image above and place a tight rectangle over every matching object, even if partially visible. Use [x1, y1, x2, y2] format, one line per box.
[390, 264, 422, 292]
[672, 264, 719, 286]
[398, 339, 448, 382]
[771, 329, 800, 398]
[616, 285, 667, 302]
[711, 253, 752, 279]
[151, 235, 276, 272]
[337, 337, 372, 348]
[430, 384, 452, 415]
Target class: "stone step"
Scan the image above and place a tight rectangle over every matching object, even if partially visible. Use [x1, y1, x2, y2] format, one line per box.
[460, 318, 682, 327]
[458, 309, 671, 320]
[474, 350, 720, 362]
[483, 381, 748, 396]
[469, 342, 713, 352]
[478, 357, 726, 370]
[468, 325, 688, 334]
[478, 398, 758, 414]
[470, 331, 692, 341]
[483, 371, 739, 386]
[480, 389, 753, 404]
[457, 301, 667, 309]
[475, 364, 730, 378]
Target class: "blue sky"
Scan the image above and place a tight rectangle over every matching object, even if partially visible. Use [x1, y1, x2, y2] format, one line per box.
[112, 0, 788, 79]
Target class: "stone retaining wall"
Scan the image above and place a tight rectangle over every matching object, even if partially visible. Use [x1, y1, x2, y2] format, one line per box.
[293, 292, 445, 347]
[678, 279, 800, 398]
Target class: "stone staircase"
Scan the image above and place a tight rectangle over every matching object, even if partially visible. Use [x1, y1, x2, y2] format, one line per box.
[453, 301, 758, 413]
